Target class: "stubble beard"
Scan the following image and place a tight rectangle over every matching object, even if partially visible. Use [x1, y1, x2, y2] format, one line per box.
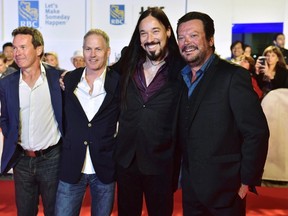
[184, 51, 206, 68]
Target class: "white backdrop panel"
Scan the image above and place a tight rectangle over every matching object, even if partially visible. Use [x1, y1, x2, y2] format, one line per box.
[90, 0, 186, 64]
[2, 0, 87, 71]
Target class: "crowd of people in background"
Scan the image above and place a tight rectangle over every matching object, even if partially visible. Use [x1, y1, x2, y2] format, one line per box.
[2, 30, 287, 101]
[227, 33, 288, 100]
[2, 7, 288, 216]
[1, 30, 288, 100]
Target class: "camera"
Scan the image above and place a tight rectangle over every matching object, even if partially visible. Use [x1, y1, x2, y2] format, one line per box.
[258, 56, 266, 66]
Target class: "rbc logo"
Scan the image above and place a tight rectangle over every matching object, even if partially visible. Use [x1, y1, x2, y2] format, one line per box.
[110, 5, 125, 25]
[18, 0, 39, 28]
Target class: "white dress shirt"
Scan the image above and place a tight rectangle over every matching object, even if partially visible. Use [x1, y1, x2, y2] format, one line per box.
[74, 68, 107, 174]
[19, 64, 61, 151]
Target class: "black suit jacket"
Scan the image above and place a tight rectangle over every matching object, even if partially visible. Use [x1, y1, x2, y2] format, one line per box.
[179, 55, 269, 207]
[60, 67, 120, 184]
[114, 55, 185, 177]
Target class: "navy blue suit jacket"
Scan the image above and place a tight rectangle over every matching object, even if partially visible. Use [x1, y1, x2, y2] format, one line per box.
[60, 67, 120, 184]
[0, 63, 63, 174]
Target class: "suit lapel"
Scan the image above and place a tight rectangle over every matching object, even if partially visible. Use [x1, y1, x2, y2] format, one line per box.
[65, 68, 89, 121]
[65, 67, 119, 121]
[44, 64, 63, 135]
[9, 72, 20, 125]
[93, 68, 119, 117]
[188, 56, 220, 124]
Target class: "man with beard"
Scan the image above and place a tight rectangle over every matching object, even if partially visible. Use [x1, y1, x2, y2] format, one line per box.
[112, 7, 185, 216]
[176, 12, 269, 216]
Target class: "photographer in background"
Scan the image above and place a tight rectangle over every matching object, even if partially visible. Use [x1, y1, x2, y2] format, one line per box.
[255, 45, 288, 98]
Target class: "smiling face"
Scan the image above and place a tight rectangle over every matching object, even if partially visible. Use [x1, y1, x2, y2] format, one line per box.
[13, 34, 42, 70]
[177, 19, 214, 69]
[139, 15, 171, 61]
[83, 34, 110, 73]
[232, 42, 244, 59]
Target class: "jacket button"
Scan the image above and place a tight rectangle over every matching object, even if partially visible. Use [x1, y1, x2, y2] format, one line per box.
[88, 123, 92, 127]
[84, 141, 88, 145]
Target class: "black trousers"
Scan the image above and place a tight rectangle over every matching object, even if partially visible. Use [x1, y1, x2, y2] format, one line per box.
[181, 167, 246, 216]
[116, 159, 174, 216]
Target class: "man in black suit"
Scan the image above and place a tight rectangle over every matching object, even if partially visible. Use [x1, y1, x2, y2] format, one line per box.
[113, 7, 185, 216]
[55, 29, 120, 216]
[176, 12, 269, 216]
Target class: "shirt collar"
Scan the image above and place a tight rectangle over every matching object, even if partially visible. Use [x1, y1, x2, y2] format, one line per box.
[138, 55, 169, 69]
[80, 67, 107, 83]
[181, 53, 216, 76]
[19, 62, 46, 84]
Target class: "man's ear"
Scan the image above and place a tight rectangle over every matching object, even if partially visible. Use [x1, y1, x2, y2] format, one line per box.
[209, 37, 214, 47]
[37, 46, 44, 57]
[167, 27, 172, 39]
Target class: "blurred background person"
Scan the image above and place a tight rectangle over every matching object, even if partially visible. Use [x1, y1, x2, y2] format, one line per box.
[244, 44, 252, 57]
[70, 50, 85, 69]
[2, 42, 20, 70]
[43, 51, 66, 72]
[0, 53, 17, 79]
[255, 45, 288, 97]
[239, 55, 263, 98]
[43, 52, 60, 67]
[273, 33, 288, 65]
[227, 40, 244, 64]
[0, 54, 16, 176]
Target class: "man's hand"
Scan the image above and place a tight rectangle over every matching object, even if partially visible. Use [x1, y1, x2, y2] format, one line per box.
[238, 184, 249, 199]
[59, 71, 69, 90]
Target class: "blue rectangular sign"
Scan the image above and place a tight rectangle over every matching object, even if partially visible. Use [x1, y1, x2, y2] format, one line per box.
[18, 0, 39, 28]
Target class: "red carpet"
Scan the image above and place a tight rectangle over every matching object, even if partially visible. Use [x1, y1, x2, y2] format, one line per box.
[0, 180, 287, 215]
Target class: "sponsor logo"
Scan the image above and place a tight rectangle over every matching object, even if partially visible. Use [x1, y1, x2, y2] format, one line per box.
[18, 0, 39, 28]
[110, 5, 125, 25]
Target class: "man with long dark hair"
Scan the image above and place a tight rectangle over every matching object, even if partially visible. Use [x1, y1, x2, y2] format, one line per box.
[112, 7, 185, 216]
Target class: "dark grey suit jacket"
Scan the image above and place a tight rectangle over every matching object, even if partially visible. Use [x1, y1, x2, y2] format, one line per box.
[179, 55, 269, 207]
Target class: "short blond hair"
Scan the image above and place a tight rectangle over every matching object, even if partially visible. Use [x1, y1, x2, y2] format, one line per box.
[83, 29, 110, 48]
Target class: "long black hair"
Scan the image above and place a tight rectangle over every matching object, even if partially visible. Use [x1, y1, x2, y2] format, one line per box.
[116, 7, 181, 108]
